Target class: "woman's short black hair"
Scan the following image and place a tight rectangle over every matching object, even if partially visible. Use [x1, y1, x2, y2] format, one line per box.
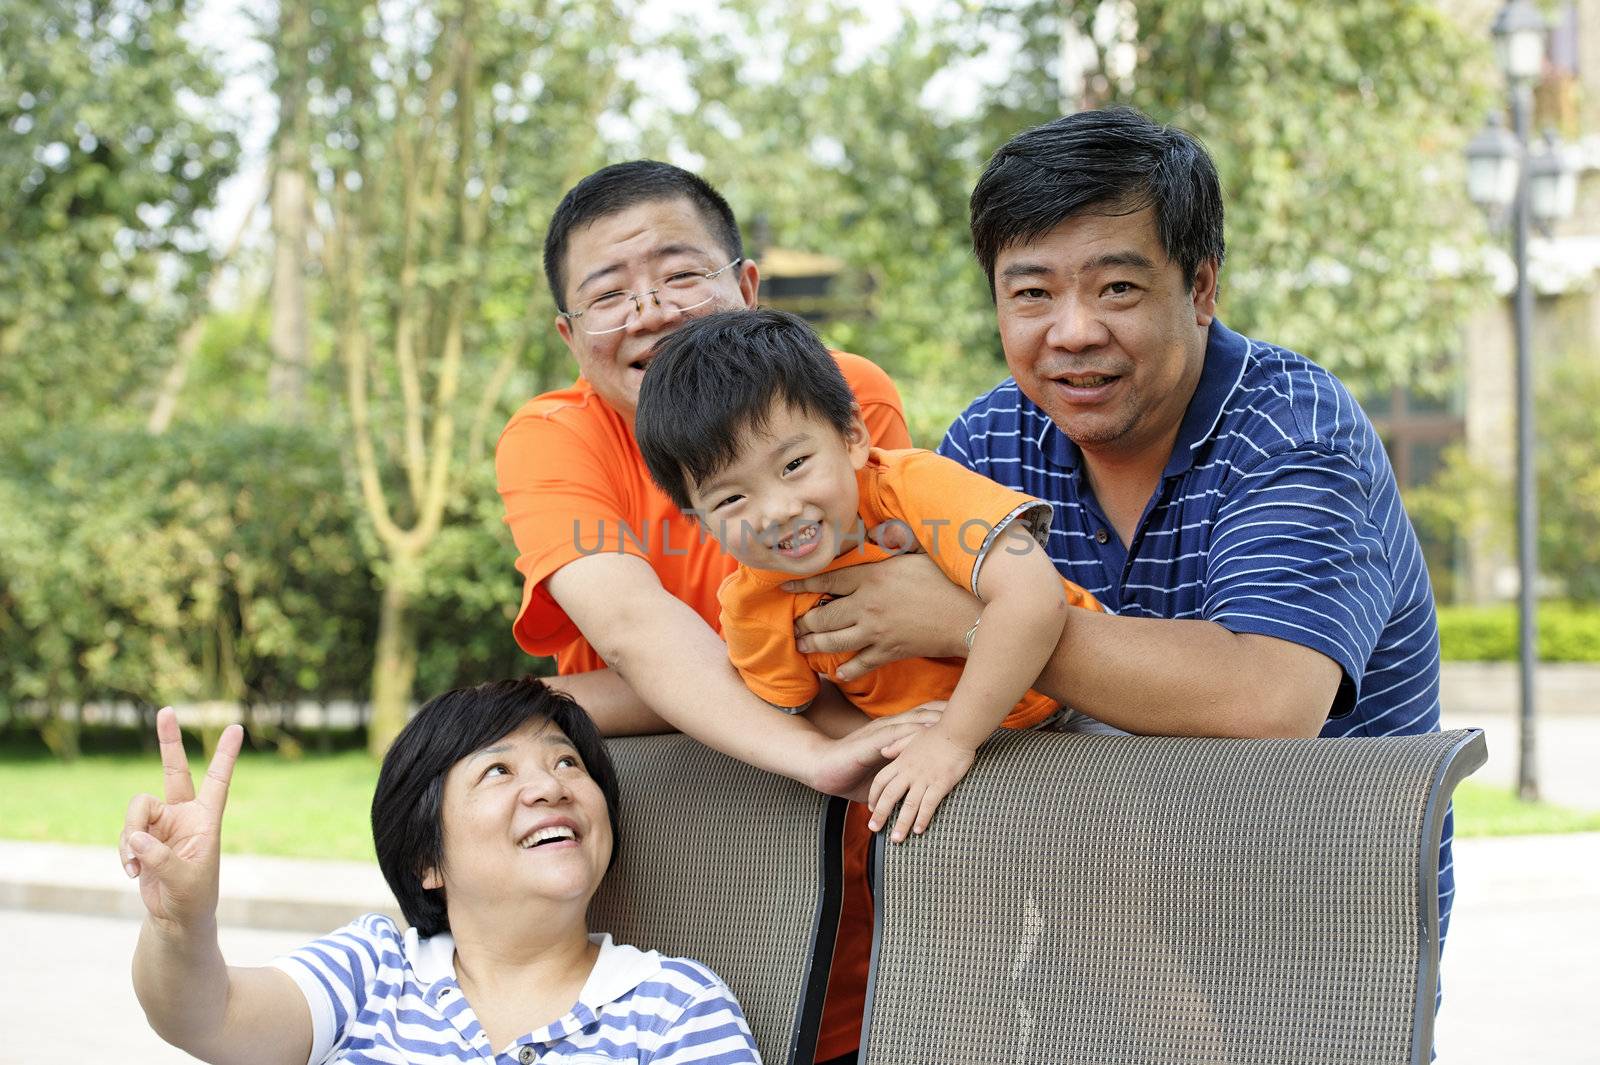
[634, 307, 858, 512]
[370, 677, 621, 937]
[543, 160, 744, 312]
[969, 106, 1225, 294]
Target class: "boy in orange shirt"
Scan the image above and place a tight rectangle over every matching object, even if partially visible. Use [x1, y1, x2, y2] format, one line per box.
[636, 308, 1102, 842]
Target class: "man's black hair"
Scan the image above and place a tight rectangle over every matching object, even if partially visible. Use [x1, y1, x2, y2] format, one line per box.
[635, 308, 857, 512]
[370, 676, 621, 938]
[543, 160, 744, 311]
[969, 106, 1225, 293]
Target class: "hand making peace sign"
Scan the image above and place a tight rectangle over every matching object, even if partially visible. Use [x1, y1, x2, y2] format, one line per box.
[118, 707, 244, 932]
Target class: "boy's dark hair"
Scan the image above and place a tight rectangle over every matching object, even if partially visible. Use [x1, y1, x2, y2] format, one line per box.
[370, 676, 621, 938]
[969, 106, 1225, 293]
[543, 160, 744, 311]
[636, 308, 857, 512]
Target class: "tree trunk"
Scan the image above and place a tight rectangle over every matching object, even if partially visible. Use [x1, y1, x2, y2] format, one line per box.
[267, 0, 311, 421]
[367, 557, 419, 757]
[41, 703, 81, 762]
[147, 191, 257, 434]
[267, 165, 310, 419]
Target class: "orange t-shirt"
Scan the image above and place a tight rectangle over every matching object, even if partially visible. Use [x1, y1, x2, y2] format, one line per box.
[494, 351, 908, 1062]
[496, 351, 910, 672]
[720, 447, 1104, 726]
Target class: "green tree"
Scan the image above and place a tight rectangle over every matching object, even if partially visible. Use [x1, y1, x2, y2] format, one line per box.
[1406, 356, 1600, 606]
[0, 0, 238, 432]
[981, 0, 1494, 391]
[645, 0, 1491, 440]
[638, 3, 1004, 444]
[300, 0, 632, 753]
[1534, 359, 1600, 603]
[0, 425, 374, 757]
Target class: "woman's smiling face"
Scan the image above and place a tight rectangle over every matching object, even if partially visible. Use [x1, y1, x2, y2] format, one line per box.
[424, 718, 614, 913]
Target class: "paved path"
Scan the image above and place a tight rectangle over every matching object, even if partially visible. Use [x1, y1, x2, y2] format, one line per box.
[1, 908, 306, 1064]
[1434, 833, 1600, 1065]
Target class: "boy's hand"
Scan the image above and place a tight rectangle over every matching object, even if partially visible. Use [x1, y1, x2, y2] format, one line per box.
[808, 703, 944, 801]
[867, 728, 976, 843]
[118, 707, 243, 935]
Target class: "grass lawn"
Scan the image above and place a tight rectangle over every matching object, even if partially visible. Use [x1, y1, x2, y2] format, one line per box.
[0, 745, 380, 862]
[1450, 778, 1600, 837]
[3, 743, 1597, 861]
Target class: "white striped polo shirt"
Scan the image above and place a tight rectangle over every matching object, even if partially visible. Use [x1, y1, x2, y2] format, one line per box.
[271, 915, 761, 1063]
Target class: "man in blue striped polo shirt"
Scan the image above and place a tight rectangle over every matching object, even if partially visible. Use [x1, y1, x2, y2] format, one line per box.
[787, 108, 1451, 955]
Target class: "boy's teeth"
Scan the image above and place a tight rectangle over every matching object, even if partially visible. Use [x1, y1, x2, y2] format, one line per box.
[778, 524, 817, 550]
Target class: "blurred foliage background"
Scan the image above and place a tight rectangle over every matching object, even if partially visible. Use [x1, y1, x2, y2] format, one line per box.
[3, 0, 1596, 759]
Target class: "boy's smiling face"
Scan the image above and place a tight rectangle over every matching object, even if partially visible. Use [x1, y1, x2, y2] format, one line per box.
[686, 402, 871, 576]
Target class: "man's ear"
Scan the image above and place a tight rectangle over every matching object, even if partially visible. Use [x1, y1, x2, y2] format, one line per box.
[736, 258, 760, 308]
[845, 407, 871, 469]
[1191, 258, 1219, 326]
[555, 313, 581, 356]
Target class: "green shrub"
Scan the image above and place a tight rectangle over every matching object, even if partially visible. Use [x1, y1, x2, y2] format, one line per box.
[0, 423, 538, 754]
[1436, 602, 1600, 662]
[0, 425, 376, 732]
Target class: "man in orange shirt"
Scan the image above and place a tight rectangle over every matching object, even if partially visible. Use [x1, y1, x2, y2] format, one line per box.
[495, 161, 934, 1064]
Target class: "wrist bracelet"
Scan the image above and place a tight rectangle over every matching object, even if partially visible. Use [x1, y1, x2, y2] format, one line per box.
[962, 616, 981, 653]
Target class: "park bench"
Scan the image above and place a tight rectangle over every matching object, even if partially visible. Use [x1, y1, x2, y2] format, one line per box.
[590, 728, 1484, 1065]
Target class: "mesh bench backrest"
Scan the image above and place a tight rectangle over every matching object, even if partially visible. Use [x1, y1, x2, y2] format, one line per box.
[861, 729, 1485, 1065]
[589, 734, 844, 1065]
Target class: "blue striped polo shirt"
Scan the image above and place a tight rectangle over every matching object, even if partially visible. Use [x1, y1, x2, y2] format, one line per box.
[939, 319, 1452, 943]
[271, 915, 761, 1063]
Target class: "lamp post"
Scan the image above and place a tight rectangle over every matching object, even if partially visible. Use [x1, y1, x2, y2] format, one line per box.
[1463, 0, 1579, 802]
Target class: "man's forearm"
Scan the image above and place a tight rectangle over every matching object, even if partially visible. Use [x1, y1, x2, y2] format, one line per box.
[547, 554, 939, 798]
[544, 668, 672, 736]
[596, 610, 837, 780]
[1032, 609, 1335, 738]
[786, 545, 1335, 738]
[548, 553, 836, 782]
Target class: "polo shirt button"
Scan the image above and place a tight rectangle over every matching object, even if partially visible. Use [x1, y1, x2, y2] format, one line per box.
[1095, 528, 1110, 544]
[518, 1045, 537, 1064]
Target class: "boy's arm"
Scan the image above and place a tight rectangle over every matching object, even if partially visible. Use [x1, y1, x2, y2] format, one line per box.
[867, 525, 1068, 841]
[546, 552, 935, 798]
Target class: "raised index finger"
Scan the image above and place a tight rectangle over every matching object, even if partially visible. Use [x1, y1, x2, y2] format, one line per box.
[198, 723, 244, 817]
[155, 707, 195, 804]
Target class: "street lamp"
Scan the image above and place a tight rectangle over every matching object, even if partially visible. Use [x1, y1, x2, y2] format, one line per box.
[1463, 0, 1580, 802]
[1529, 133, 1580, 225]
[1491, 0, 1547, 84]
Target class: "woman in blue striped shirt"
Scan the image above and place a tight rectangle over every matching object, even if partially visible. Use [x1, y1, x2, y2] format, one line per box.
[120, 678, 760, 1064]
